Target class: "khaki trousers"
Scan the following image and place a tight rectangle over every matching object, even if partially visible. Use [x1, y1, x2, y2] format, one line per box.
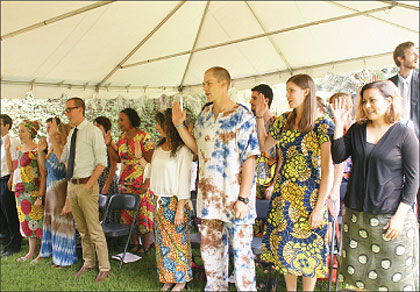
[68, 182, 110, 271]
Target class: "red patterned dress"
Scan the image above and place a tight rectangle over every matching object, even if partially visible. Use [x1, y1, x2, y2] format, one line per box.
[12, 147, 44, 238]
[117, 129, 154, 234]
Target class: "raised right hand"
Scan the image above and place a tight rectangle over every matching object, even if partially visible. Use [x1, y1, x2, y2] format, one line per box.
[172, 101, 186, 127]
[3, 135, 11, 151]
[330, 97, 347, 125]
[37, 137, 48, 152]
[255, 92, 268, 116]
[104, 130, 112, 146]
[134, 140, 143, 159]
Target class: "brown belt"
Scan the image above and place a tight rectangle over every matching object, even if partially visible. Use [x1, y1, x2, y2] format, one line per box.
[70, 177, 91, 184]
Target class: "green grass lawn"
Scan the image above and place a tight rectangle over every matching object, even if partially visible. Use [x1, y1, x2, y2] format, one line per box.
[1, 238, 334, 291]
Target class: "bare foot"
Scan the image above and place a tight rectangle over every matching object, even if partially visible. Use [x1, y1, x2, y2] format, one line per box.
[30, 255, 42, 264]
[161, 283, 172, 291]
[171, 283, 186, 291]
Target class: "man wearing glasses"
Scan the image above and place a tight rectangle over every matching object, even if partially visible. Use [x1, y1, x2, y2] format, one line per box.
[60, 97, 111, 282]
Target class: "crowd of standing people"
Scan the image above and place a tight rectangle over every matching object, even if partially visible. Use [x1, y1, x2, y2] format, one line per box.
[0, 41, 419, 291]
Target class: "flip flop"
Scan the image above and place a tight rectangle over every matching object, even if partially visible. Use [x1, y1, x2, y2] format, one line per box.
[16, 256, 30, 262]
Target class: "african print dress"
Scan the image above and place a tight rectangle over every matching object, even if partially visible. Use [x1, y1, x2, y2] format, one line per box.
[261, 113, 334, 278]
[12, 147, 44, 238]
[117, 129, 154, 234]
[40, 153, 77, 266]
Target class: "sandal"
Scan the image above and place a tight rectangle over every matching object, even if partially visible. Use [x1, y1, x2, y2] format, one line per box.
[129, 245, 144, 255]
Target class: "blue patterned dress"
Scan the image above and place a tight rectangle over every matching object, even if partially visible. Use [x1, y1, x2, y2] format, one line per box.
[40, 153, 78, 266]
[261, 113, 334, 278]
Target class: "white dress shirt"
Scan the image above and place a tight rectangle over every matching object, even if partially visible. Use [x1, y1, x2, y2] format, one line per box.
[61, 119, 107, 179]
[1, 133, 19, 177]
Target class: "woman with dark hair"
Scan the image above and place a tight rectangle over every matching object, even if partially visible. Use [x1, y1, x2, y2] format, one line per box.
[5, 120, 46, 263]
[38, 118, 78, 268]
[255, 74, 334, 291]
[331, 80, 419, 291]
[136, 109, 193, 292]
[106, 108, 155, 253]
[93, 116, 119, 196]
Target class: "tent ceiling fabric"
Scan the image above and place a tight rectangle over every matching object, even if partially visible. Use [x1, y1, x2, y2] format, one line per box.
[1, 1, 418, 99]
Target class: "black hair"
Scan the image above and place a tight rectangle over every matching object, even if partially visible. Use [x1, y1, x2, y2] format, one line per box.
[120, 108, 141, 128]
[46, 117, 61, 125]
[251, 84, 274, 108]
[0, 114, 13, 129]
[94, 116, 112, 132]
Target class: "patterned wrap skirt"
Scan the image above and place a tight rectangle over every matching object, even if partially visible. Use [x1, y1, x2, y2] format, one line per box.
[339, 207, 419, 291]
[153, 196, 193, 284]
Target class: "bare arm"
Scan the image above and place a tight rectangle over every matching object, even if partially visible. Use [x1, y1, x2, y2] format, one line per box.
[174, 199, 187, 226]
[105, 133, 121, 163]
[234, 155, 257, 219]
[309, 141, 332, 229]
[172, 101, 198, 154]
[101, 154, 117, 195]
[328, 162, 344, 203]
[34, 155, 47, 208]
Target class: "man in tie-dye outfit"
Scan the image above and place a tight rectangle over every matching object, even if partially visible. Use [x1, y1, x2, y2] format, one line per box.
[173, 67, 260, 291]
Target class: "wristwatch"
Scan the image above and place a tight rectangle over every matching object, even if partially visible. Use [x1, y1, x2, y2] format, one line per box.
[237, 196, 250, 204]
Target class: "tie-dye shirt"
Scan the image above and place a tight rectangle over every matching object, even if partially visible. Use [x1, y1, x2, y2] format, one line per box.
[193, 103, 260, 224]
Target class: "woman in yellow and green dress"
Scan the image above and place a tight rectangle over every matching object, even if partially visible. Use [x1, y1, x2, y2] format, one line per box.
[255, 74, 334, 291]
[5, 120, 46, 263]
[106, 108, 155, 253]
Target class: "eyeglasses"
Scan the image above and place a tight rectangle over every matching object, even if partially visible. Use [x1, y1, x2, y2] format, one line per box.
[64, 106, 80, 114]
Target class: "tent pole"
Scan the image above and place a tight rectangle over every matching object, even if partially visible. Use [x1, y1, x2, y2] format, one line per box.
[1, 1, 116, 40]
[244, 1, 293, 75]
[122, 4, 398, 69]
[378, 1, 419, 11]
[328, 1, 418, 34]
[96, 1, 186, 89]
[178, 1, 210, 90]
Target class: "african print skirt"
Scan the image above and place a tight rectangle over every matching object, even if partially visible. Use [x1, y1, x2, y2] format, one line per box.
[339, 207, 419, 291]
[153, 196, 193, 284]
[15, 192, 43, 238]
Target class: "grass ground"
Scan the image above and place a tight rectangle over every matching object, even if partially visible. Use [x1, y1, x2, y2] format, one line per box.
[1, 237, 334, 291]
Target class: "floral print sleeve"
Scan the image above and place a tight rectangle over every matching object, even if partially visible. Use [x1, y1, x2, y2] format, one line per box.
[269, 113, 288, 141]
[316, 116, 334, 145]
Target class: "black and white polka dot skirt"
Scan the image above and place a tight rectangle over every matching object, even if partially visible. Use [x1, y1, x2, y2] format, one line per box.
[338, 207, 419, 291]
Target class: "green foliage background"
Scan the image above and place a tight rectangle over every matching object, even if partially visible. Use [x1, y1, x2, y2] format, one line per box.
[1, 67, 398, 141]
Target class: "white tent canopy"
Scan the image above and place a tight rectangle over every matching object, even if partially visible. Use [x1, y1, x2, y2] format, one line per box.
[1, 1, 418, 99]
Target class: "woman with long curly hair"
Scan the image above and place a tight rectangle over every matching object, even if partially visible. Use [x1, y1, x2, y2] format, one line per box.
[136, 109, 193, 292]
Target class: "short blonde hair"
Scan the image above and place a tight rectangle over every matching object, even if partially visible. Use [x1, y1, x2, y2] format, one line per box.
[206, 66, 231, 88]
[356, 80, 402, 124]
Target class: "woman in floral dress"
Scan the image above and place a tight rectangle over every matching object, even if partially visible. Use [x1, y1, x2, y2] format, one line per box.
[255, 74, 334, 291]
[106, 108, 155, 253]
[5, 120, 46, 263]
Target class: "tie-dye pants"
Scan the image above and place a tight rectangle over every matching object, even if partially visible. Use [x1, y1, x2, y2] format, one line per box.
[200, 219, 256, 291]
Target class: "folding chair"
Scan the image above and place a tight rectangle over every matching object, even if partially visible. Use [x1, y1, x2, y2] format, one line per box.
[101, 194, 141, 270]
